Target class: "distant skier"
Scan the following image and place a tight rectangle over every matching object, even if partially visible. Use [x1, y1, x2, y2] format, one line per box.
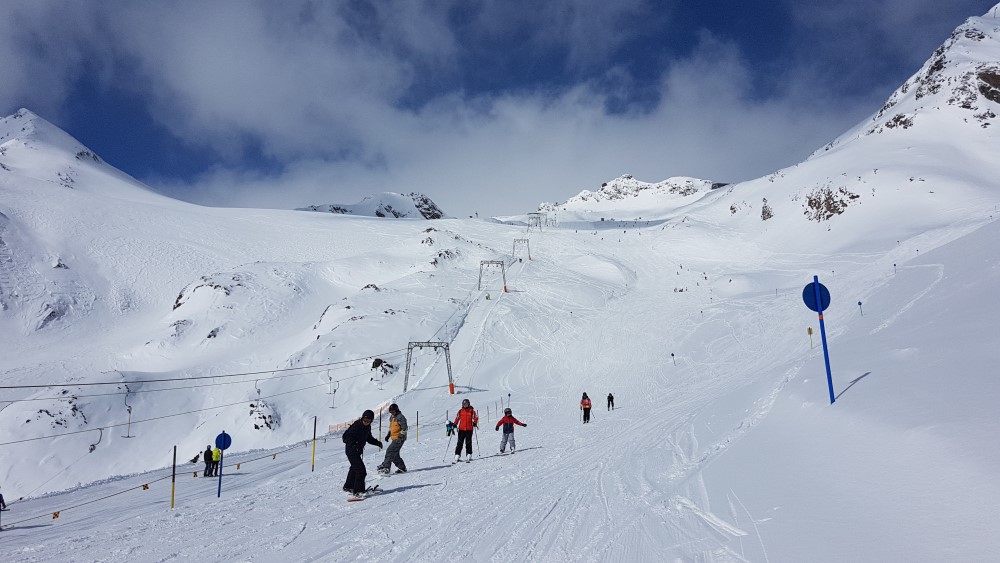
[342, 409, 383, 497]
[377, 404, 408, 474]
[203, 445, 213, 477]
[211, 446, 222, 476]
[453, 398, 479, 462]
[0, 486, 7, 510]
[607, 393, 615, 411]
[495, 408, 526, 453]
[190, 451, 201, 464]
[580, 392, 592, 423]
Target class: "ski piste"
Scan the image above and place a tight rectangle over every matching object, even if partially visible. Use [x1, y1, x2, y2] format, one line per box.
[347, 485, 380, 502]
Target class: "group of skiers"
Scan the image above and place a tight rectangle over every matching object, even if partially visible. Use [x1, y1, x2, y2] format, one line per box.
[342, 392, 615, 498]
[201, 445, 222, 477]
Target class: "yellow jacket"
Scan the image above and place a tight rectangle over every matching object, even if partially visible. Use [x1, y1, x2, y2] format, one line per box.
[388, 413, 408, 441]
[212, 448, 222, 461]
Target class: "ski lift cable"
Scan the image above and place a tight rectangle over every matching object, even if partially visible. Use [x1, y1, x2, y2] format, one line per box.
[0, 368, 375, 447]
[0, 351, 408, 404]
[0, 347, 408, 390]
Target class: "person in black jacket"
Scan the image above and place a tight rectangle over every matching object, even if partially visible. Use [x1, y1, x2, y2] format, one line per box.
[203, 445, 214, 477]
[342, 409, 383, 496]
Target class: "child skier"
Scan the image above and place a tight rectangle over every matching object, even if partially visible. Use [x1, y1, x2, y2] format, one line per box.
[494, 408, 526, 453]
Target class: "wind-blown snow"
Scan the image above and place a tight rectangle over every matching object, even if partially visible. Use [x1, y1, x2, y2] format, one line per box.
[2, 5, 1000, 561]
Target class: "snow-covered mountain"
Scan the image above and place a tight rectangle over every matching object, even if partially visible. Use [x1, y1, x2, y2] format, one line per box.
[536, 174, 723, 222]
[2, 5, 1000, 561]
[297, 192, 447, 219]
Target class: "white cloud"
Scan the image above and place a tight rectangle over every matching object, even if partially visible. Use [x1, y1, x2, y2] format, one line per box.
[0, 1, 938, 216]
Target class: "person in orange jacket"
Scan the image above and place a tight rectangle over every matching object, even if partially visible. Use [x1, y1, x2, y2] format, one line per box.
[580, 392, 592, 423]
[453, 398, 479, 462]
[495, 407, 526, 453]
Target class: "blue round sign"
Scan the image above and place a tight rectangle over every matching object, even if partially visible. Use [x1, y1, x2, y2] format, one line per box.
[215, 431, 232, 450]
[802, 281, 831, 312]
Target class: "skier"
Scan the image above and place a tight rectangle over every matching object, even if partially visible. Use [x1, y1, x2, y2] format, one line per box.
[203, 445, 213, 477]
[211, 446, 222, 476]
[607, 392, 615, 411]
[445, 420, 455, 436]
[494, 407, 526, 453]
[0, 486, 7, 510]
[453, 398, 479, 462]
[580, 392, 592, 423]
[342, 409, 383, 497]
[377, 404, 408, 474]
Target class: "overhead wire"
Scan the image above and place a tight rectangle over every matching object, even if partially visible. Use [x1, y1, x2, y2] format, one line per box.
[0, 366, 379, 446]
[0, 347, 407, 390]
[0, 351, 407, 404]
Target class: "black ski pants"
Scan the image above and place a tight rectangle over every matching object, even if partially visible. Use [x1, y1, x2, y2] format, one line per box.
[204, 459, 213, 476]
[583, 407, 591, 423]
[344, 448, 367, 493]
[455, 429, 473, 455]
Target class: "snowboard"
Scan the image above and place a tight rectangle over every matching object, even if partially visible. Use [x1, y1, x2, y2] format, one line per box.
[347, 485, 380, 502]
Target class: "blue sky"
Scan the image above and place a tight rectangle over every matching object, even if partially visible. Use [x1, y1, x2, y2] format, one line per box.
[0, 0, 992, 216]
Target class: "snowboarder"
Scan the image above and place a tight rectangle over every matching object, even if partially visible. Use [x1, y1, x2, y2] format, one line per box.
[607, 393, 615, 411]
[495, 407, 526, 453]
[377, 404, 408, 474]
[342, 409, 383, 497]
[580, 392, 592, 423]
[453, 398, 479, 462]
[203, 445, 213, 477]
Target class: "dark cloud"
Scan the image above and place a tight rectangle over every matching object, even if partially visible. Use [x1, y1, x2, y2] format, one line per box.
[0, 1, 987, 215]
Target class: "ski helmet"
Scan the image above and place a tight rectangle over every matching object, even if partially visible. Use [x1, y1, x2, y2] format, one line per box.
[462, 398, 470, 407]
[362, 409, 375, 421]
[504, 408, 512, 415]
[388, 403, 399, 413]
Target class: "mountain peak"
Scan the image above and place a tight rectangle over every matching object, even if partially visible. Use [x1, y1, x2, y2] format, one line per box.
[0, 108, 102, 162]
[817, 8, 1000, 154]
[296, 191, 447, 219]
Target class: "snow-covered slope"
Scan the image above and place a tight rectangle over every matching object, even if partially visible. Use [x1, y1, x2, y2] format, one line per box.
[2, 5, 1000, 562]
[297, 191, 447, 219]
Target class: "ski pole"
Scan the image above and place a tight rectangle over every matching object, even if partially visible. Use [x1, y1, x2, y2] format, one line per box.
[442, 432, 454, 462]
[474, 425, 481, 457]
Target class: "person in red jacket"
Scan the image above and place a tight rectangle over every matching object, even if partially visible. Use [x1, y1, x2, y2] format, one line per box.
[453, 398, 479, 462]
[580, 392, 592, 423]
[494, 407, 526, 453]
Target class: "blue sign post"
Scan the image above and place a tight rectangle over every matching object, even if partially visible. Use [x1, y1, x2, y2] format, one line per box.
[802, 276, 836, 404]
[215, 431, 232, 498]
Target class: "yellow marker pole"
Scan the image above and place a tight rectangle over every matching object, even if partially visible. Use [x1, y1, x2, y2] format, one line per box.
[808, 327, 814, 349]
[311, 416, 318, 472]
[170, 445, 176, 509]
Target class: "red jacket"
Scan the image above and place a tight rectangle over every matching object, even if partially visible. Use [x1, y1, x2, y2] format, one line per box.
[495, 415, 526, 433]
[580, 398, 592, 409]
[454, 406, 479, 431]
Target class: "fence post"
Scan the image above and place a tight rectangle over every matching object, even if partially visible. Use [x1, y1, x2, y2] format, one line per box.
[416, 411, 419, 442]
[170, 445, 177, 509]
[311, 416, 318, 472]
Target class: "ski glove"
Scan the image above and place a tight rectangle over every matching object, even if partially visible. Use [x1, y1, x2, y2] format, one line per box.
[385, 433, 391, 441]
[377, 441, 383, 449]
[495, 427, 499, 431]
